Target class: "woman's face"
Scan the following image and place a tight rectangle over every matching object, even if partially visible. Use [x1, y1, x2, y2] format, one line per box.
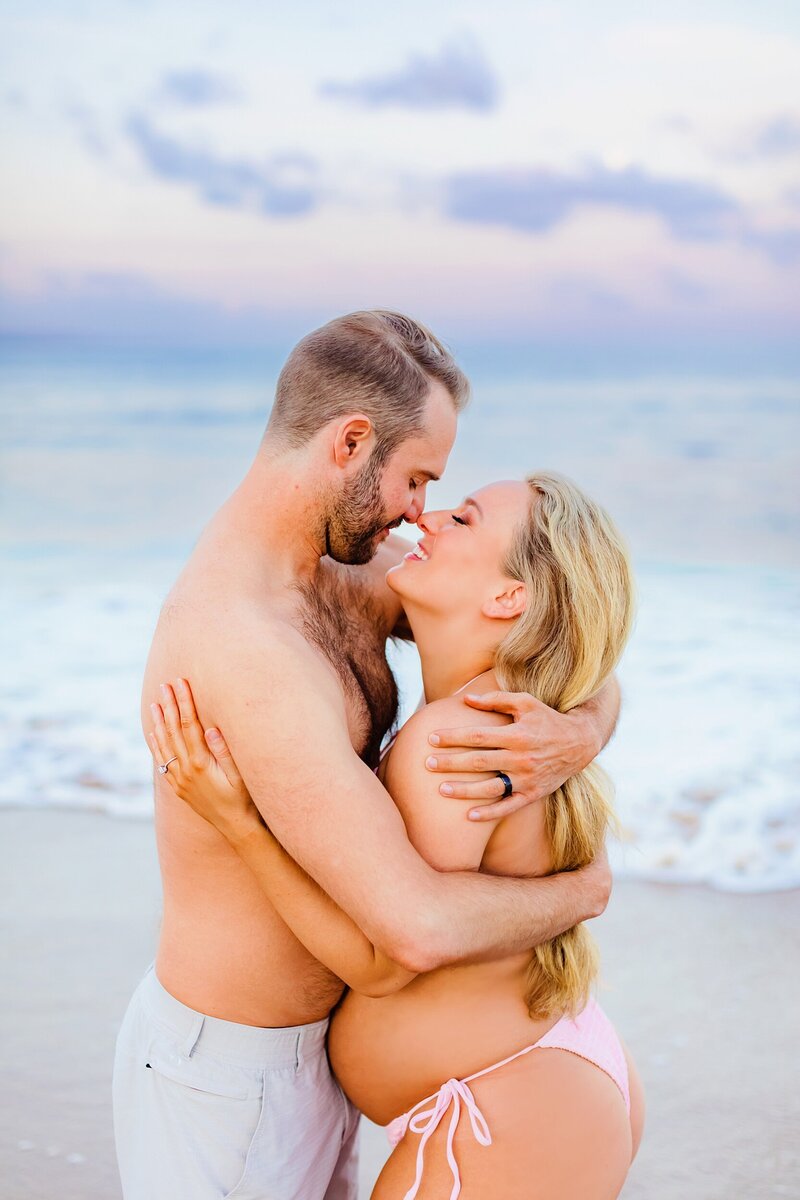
[387, 480, 532, 618]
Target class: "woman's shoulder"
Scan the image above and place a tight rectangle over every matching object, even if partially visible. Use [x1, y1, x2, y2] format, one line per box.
[393, 692, 471, 743]
[398, 674, 511, 740]
[379, 682, 512, 873]
[387, 686, 509, 765]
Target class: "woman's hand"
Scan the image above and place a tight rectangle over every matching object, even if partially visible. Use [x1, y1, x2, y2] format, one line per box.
[148, 679, 263, 845]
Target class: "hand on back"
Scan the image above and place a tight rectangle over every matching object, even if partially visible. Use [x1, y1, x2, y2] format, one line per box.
[149, 679, 262, 844]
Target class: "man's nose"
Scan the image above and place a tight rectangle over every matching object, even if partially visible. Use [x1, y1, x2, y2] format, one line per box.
[403, 487, 428, 524]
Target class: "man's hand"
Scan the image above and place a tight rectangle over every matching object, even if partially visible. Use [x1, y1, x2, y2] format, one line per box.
[426, 689, 603, 821]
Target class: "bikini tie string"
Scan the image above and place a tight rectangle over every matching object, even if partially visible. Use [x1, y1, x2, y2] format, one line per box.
[400, 1077, 492, 1200]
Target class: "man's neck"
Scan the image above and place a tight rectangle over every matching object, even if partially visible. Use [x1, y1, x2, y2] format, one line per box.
[213, 443, 326, 586]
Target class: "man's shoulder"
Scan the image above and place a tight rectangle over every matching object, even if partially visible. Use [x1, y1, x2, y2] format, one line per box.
[165, 579, 332, 688]
[212, 604, 330, 678]
[195, 603, 349, 756]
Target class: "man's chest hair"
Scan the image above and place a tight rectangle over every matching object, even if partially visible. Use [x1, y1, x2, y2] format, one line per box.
[293, 567, 399, 767]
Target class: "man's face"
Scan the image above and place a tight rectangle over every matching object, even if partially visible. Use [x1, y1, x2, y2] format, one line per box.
[326, 381, 458, 565]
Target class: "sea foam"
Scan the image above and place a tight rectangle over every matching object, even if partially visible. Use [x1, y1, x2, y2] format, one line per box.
[3, 564, 798, 892]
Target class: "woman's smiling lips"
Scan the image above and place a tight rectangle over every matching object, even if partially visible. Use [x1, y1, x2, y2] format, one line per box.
[404, 540, 432, 562]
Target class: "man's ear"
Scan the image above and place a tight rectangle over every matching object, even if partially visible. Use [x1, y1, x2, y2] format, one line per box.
[332, 415, 374, 468]
[481, 581, 527, 621]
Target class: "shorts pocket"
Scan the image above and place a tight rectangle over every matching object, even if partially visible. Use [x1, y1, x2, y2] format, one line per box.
[144, 1042, 264, 1101]
[330, 1073, 353, 1146]
[142, 1039, 267, 1199]
[221, 1084, 269, 1200]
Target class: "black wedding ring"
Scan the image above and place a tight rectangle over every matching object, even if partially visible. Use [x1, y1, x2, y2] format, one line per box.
[496, 772, 513, 799]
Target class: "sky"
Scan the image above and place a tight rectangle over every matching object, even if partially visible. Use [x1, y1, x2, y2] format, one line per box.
[2, 0, 800, 366]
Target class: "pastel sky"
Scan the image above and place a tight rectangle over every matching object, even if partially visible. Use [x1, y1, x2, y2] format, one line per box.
[2, 0, 800, 363]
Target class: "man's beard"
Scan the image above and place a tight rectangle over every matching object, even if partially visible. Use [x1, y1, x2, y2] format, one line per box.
[326, 454, 395, 565]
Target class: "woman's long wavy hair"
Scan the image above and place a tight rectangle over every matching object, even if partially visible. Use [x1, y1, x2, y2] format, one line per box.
[494, 472, 635, 1019]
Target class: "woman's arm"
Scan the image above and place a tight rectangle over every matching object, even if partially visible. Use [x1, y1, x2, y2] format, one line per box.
[230, 819, 416, 998]
[150, 680, 415, 997]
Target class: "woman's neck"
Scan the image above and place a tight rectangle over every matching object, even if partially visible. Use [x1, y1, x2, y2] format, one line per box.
[411, 613, 497, 702]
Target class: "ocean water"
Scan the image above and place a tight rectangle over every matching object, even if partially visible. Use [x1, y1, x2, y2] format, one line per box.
[2, 340, 799, 892]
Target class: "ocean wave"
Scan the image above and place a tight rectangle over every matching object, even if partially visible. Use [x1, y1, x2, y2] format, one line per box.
[4, 566, 798, 893]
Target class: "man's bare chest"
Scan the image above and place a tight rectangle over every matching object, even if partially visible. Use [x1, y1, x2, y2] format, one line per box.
[295, 573, 399, 769]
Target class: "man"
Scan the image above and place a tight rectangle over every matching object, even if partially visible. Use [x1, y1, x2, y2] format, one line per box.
[113, 311, 619, 1199]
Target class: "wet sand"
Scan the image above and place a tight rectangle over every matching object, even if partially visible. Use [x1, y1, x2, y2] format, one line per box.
[1, 808, 797, 1199]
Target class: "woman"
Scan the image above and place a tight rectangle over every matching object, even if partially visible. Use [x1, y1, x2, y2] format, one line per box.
[149, 472, 644, 1198]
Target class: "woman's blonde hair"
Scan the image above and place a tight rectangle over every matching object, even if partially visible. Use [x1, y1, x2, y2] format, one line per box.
[494, 472, 635, 1019]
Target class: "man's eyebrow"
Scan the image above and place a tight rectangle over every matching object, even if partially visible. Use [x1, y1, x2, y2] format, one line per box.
[464, 496, 483, 516]
[418, 470, 440, 482]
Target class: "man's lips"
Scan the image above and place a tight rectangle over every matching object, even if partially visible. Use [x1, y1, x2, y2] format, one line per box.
[376, 518, 405, 541]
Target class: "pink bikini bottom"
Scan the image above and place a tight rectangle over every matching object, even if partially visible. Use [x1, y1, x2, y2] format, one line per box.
[385, 996, 629, 1200]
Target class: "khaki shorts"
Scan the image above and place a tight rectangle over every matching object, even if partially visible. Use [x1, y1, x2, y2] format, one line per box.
[113, 966, 359, 1200]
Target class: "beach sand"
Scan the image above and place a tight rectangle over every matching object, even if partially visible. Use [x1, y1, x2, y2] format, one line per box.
[1, 808, 798, 1200]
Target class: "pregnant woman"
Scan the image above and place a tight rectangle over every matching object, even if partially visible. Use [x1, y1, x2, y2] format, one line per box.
[150, 471, 644, 1198]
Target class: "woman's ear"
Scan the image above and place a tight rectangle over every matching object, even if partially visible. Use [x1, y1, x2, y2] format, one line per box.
[332, 415, 374, 468]
[481, 581, 527, 621]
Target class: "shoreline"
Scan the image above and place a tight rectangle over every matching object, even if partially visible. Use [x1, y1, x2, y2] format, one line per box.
[1, 808, 798, 1198]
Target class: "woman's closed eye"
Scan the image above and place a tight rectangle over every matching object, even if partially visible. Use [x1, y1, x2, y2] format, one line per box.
[452, 513, 468, 526]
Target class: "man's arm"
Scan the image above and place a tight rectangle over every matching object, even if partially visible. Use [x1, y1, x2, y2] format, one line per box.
[152, 678, 586, 997]
[201, 624, 610, 976]
[425, 676, 622, 820]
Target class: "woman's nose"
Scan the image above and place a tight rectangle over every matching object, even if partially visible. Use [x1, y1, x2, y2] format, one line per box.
[417, 509, 447, 535]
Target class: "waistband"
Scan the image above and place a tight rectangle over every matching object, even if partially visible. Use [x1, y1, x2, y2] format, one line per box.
[139, 966, 329, 1069]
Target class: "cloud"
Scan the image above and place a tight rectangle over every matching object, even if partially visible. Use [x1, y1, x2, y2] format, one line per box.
[725, 113, 800, 162]
[5, 269, 799, 378]
[662, 269, 710, 303]
[125, 113, 318, 216]
[63, 100, 109, 159]
[158, 69, 241, 107]
[741, 227, 800, 264]
[444, 164, 737, 240]
[3, 88, 27, 110]
[319, 38, 498, 112]
[0, 271, 288, 346]
[657, 114, 695, 135]
[444, 163, 800, 265]
[547, 275, 631, 314]
[752, 114, 800, 158]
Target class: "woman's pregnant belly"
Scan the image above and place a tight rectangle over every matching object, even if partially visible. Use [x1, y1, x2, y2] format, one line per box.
[328, 955, 559, 1127]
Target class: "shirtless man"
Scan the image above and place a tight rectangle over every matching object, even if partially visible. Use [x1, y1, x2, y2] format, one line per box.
[112, 311, 619, 1200]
